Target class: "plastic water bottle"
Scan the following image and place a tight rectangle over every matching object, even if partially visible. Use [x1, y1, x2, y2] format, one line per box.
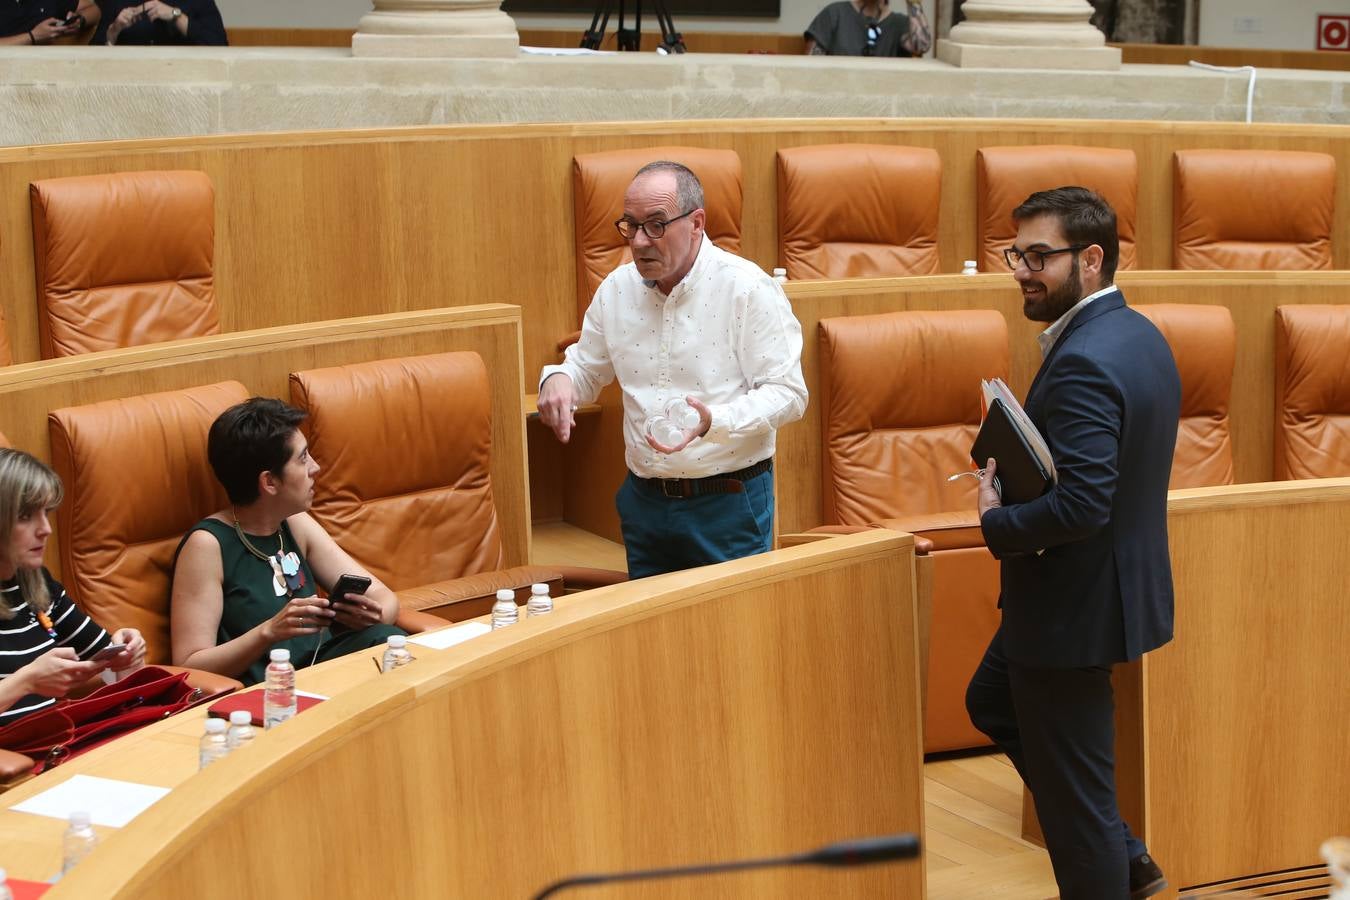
[61, 810, 98, 875]
[665, 399, 701, 431]
[0, 867, 14, 900]
[262, 648, 297, 730]
[526, 582, 553, 618]
[961, 259, 979, 275]
[381, 634, 413, 672]
[772, 267, 789, 284]
[491, 588, 518, 629]
[644, 415, 684, 448]
[226, 710, 255, 750]
[198, 718, 229, 770]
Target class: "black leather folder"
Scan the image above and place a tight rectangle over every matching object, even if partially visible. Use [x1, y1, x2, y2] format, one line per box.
[969, 398, 1053, 505]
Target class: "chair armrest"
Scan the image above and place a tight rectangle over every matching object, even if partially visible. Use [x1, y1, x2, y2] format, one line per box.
[799, 523, 935, 555]
[396, 608, 451, 634]
[556, 330, 581, 353]
[0, 749, 34, 792]
[552, 566, 627, 590]
[158, 666, 244, 697]
[873, 512, 985, 552]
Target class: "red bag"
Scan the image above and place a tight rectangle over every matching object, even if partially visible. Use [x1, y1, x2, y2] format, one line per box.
[0, 666, 225, 773]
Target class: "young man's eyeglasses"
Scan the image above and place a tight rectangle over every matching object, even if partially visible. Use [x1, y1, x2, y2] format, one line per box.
[862, 22, 881, 56]
[614, 208, 696, 241]
[1003, 245, 1087, 272]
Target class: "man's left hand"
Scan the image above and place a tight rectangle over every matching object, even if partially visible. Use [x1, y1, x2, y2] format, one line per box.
[646, 396, 712, 454]
[976, 457, 1002, 519]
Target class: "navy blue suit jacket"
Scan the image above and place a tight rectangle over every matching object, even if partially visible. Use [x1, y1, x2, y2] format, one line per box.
[980, 290, 1181, 668]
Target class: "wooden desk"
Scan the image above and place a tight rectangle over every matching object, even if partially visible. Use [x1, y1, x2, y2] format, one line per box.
[1, 531, 926, 899]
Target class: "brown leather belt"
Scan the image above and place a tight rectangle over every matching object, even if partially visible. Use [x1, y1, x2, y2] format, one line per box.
[633, 458, 773, 499]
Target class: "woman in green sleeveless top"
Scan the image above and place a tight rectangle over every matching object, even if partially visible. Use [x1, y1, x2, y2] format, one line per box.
[170, 399, 403, 685]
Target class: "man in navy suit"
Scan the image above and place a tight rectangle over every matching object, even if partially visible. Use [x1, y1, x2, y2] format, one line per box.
[967, 187, 1180, 899]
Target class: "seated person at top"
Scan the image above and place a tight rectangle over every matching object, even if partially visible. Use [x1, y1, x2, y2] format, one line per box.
[170, 398, 403, 685]
[805, 0, 932, 57]
[0, 0, 99, 45]
[0, 449, 146, 727]
[94, 0, 226, 46]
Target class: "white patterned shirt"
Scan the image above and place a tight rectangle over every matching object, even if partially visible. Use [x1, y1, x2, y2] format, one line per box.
[541, 236, 808, 479]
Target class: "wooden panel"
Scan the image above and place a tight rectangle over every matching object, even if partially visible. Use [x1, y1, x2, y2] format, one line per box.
[6, 119, 1350, 376]
[1133, 479, 1350, 891]
[1118, 42, 1350, 71]
[0, 305, 531, 575]
[0, 530, 925, 899]
[225, 27, 353, 46]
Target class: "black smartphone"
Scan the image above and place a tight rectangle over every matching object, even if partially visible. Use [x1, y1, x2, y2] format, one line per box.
[61, 11, 80, 25]
[329, 574, 372, 605]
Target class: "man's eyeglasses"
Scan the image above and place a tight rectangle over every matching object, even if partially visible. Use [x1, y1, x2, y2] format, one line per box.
[862, 22, 881, 56]
[1003, 245, 1087, 272]
[615, 208, 696, 241]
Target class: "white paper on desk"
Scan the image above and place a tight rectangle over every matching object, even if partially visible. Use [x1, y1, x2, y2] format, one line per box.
[10, 774, 170, 828]
[408, 621, 491, 650]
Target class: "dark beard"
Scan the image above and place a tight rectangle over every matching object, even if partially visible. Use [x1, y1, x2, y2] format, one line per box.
[1023, 257, 1083, 323]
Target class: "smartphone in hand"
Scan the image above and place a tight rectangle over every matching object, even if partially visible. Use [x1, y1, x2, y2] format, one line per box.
[329, 574, 372, 606]
[89, 642, 127, 663]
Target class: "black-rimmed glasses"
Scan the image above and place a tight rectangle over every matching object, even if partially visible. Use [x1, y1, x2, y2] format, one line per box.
[615, 208, 696, 241]
[862, 22, 881, 56]
[1003, 245, 1087, 271]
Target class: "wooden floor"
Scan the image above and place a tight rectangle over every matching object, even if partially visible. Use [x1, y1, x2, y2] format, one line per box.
[531, 522, 1058, 897]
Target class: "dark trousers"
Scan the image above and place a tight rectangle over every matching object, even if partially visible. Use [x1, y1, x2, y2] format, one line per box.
[966, 625, 1146, 900]
[615, 469, 774, 579]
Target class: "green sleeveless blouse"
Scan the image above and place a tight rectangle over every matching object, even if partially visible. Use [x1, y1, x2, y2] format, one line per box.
[187, 518, 320, 686]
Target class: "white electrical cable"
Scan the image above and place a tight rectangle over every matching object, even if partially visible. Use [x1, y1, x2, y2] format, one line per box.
[1187, 61, 1257, 124]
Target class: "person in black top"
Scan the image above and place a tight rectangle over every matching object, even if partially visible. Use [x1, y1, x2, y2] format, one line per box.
[94, 0, 226, 46]
[804, 0, 931, 57]
[0, 449, 146, 727]
[0, 0, 98, 45]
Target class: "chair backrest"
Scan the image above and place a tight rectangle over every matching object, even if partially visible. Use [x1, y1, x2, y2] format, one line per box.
[776, 143, 941, 280]
[30, 170, 220, 358]
[289, 351, 505, 590]
[1274, 305, 1350, 479]
[818, 309, 1010, 525]
[572, 147, 742, 324]
[47, 381, 245, 663]
[976, 145, 1138, 274]
[1173, 149, 1335, 270]
[1135, 304, 1235, 489]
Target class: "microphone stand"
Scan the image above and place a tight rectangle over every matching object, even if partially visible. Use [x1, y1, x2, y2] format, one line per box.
[532, 833, 921, 899]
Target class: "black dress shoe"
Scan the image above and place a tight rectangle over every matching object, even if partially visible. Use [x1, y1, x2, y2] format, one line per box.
[1129, 853, 1168, 900]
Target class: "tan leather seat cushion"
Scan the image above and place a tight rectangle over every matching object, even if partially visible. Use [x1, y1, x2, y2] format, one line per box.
[1274, 305, 1350, 479]
[47, 381, 246, 663]
[977, 145, 1138, 274]
[776, 143, 941, 280]
[290, 352, 507, 591]
[30, 170, 220, 358]
[819, 309, 1010, 525]
[1173, 149, 1335, 270]
[572, 146, 742, 323]
[1135, 304, 1235, 489]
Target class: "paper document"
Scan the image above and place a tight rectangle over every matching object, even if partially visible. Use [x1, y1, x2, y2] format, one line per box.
[981, 378, 1057, 484]
[10, 774, 170, 828]
[408, 621, 492, 651]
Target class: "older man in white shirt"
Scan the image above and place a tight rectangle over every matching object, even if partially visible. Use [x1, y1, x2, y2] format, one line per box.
[538, 161, 807, 578]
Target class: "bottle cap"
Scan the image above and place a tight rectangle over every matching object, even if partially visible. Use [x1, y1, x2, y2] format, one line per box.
[387, 634, 407, 648]
[269, 648, 291, 663]
[772, 267, 787, 276]
[531, 583, 549, 595]
[495, 589, 515, 602]
[69, 810, 91, 828]
[963, 260, 977, 268]
[229, 710, 252, 726]
[205, 718, 227, 733]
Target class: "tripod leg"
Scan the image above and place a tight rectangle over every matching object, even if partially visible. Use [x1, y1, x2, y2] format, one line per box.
[616, 0, 639, 51]
[581, 3, 611, 50]
[653, 0, 685, 53]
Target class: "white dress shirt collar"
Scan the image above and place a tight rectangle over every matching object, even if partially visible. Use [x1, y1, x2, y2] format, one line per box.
[1036, 284, 1117, 359]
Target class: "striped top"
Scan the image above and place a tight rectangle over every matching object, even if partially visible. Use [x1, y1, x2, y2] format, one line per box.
[0, 568, 112, 727]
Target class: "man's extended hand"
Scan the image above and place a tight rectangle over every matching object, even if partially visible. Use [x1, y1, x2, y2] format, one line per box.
[977, 457, 1002, 519]
[646, 396, 711, 454]
[538, 373, 577, 443]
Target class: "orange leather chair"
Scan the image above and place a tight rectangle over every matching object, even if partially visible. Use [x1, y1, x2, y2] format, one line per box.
[816, 309, 1009, 753]
[1173, 150, 1335, 270]
[566, 146, 742, 349]
[1274, 305, 1350, 479]
[30, 170, 220, 358]
[48, 381, 249, 665]
[976, 145, 1138, 274]
[775, 143, 941, 280]
[290, 351, 626, 621]
[1135, 304, 1236, 489]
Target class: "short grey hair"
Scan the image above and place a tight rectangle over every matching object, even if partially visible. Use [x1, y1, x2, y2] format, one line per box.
[633, 160, 704, 215]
